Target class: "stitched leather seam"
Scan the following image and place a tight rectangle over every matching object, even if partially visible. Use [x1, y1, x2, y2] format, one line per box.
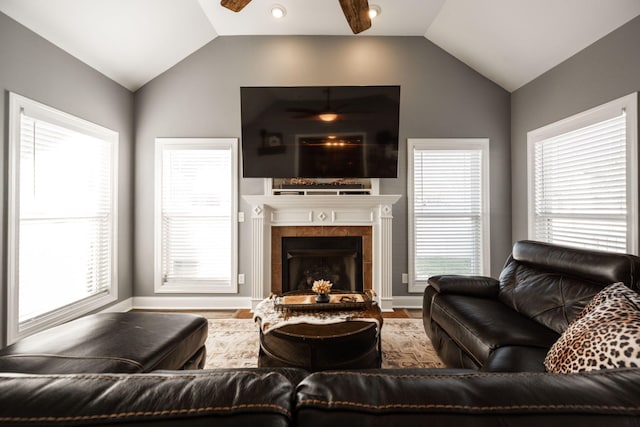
[298, 399, 640, 412]
[307, 370, 633, 379]
[0, 370, 276, 381]
[0, 354, 144, 370]
[0, 404, 291, 422]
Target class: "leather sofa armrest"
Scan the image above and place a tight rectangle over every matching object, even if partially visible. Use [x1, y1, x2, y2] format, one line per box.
[428, 275, 499, 298]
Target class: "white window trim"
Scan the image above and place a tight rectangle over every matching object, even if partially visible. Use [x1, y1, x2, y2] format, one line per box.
[7, 92, 118, 344]
[154, 138, 239, 294]
[407, 138, 491, 293]
[527, 92, 639, 254]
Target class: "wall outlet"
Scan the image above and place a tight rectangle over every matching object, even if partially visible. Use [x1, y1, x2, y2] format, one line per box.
[238, 273, 245, 284]
[402, 273, 409, 284]
[238, 212, 245, 222]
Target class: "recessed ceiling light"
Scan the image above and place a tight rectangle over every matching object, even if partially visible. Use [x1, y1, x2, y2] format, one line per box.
[271, 5, 286, 19]
[368, 5, 381, 19]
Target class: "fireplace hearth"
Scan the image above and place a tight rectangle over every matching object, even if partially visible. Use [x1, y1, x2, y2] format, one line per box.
[282, 236, 363, 293]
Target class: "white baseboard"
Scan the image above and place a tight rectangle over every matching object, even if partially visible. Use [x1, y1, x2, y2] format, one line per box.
[131, 296, 252, 310]
[392, 295, 424, 309]
[101, 295, 419, 312]
[100, 298, 134, 313]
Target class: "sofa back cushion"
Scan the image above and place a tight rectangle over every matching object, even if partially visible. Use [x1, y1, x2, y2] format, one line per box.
[498, 240, 640, 334]
[0, 369, 298, 427]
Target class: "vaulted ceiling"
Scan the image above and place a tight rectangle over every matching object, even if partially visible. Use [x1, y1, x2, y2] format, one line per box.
[1, 0, 639, 92]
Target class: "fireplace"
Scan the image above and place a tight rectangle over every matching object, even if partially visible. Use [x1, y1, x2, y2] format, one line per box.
[243, 192, 401, 310]
[281, 236, 363, 293]
[271, 226, 373, 295]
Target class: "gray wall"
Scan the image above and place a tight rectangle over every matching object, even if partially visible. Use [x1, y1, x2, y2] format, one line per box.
[511, 16, 640, 242]
[134, 36, 512, 299]
[0, 12, 134, 346]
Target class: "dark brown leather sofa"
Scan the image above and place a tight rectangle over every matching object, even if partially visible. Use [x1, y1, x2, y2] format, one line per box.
[1, 366, 639, 426]
[423, 240, 640, 371]
[1, 241, 640, 426]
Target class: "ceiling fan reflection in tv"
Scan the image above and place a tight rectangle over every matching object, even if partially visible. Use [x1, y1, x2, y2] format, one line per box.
[287, 88, 349, 122]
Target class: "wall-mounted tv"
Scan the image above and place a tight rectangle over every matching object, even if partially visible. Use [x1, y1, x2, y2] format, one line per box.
[240, 86, 400, 178]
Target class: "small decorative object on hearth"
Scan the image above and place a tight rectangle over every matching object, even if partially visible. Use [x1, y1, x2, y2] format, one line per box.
[312, 279, 333, 303]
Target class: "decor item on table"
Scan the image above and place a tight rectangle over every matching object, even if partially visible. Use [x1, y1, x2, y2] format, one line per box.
[312, 279, 333, 303]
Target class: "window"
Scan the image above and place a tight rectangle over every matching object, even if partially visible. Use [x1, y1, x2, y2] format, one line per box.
[408, 138, 490, 292]
[7, 93, 118, 344]
[155, 138, 238, 293]
[528, 93, 638, 254]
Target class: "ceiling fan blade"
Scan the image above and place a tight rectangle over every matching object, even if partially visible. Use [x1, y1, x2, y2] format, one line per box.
[286, 108, 320, 114]
[220, 0, 252, 12]
[338, 0, 372, 34]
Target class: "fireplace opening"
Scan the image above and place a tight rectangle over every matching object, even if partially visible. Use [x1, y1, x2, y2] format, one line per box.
[282, 236, 363, 293]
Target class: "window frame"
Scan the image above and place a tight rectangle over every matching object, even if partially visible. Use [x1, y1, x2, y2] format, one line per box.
[407, 138, 491, 293]
[154, 138, 238, 294]
[527, 93, 639, 254]
[7, 92, 118, 344]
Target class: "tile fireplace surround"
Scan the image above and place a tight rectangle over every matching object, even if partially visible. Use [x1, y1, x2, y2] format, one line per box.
[243, 193, 401, 311]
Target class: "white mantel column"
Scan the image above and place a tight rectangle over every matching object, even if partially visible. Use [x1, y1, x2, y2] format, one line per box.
[376, 204, 395, 312]
[250, 204, 269, 309]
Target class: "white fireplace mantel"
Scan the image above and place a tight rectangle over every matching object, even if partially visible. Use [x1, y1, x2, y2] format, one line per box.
[243, 194, 401, 311]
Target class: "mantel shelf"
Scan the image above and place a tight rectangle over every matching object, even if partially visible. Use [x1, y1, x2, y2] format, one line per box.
[242, 194, 402, 210]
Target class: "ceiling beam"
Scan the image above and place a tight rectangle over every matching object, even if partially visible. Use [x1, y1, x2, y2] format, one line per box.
[338, 0, 372, 34]
[220, 0, 252, 13]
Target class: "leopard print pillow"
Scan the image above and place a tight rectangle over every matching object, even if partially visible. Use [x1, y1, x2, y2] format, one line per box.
[544, 284, 640, 373]
[574, 282, 635, 322]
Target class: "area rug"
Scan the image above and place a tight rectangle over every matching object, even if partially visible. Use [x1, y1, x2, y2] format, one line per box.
[204, 318, 445, 369]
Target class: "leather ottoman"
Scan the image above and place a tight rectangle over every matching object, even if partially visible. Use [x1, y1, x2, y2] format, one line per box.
[0, 312, 208, 374]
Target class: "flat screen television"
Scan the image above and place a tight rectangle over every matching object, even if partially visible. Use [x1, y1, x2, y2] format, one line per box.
[240, 85, 400, 178]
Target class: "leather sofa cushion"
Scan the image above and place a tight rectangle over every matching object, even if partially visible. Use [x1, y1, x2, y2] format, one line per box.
[499, 261, 602, 334]
[296, 368, 640, 426]
[0, 369, 298, 427]
[0, 313, 208, 374]
[431, 294, 559, 367]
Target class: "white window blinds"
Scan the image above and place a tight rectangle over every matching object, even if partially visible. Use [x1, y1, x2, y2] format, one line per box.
[156, 139, 237, 293]
[533, 116, 626, 252]
[408, 139, 490, 291]
[529, 93, 638, 254]
[8, 93, 117, 339]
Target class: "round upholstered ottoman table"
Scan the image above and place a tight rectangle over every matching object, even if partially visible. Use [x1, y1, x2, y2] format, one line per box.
[255, 292, 383, 371]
